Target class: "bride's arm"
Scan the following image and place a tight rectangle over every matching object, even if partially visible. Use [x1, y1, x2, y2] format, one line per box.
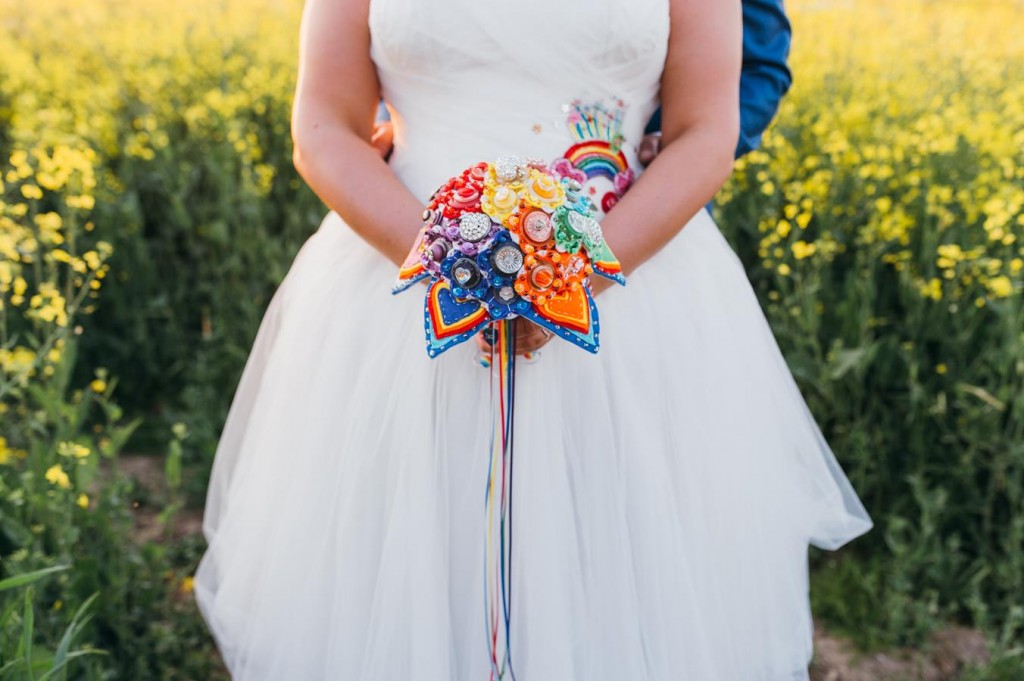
[596, 0, 743, 290]
[290, 0, 423, 267]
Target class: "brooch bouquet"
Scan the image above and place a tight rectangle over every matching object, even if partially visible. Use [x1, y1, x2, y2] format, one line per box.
[393, 155, 625, 357]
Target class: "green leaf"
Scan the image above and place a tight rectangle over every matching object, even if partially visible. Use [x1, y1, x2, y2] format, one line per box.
[0, 565, 71, 593]
[37, 649, 109, 681]
[99, 417, 142, 458]
[165, 439, 182, 490]
[23, 585, 35, 681]
[1, 593, 20, 628]
[53, 592, 98, 665]
[828, 341, 880, 381]
[0, 514, 34, 548]
[956, 382, 1007, 412]
[0, 659, 27, 675]
[52, 336, 79, 398]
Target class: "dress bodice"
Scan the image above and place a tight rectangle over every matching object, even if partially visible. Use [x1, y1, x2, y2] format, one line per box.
[369, 0, 670, 205]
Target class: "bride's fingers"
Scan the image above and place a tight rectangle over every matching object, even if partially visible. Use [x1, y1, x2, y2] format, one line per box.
[370, 121, 394, 159]
[474, 321, 553, 356]
[514, 320, 553, 354]
[637, 131, 662, 167]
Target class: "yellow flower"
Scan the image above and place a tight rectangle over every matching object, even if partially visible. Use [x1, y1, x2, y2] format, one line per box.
[986, 275, 1013, 298]
[1, 346, 36, 381]
[90, 378, 107, 393]
[171, 421, 190, 439]
[33, 212, 63, 243]
[919, 277, 942, 301]
[777, 263, 792, 276]
[937, 244, 964, 261]
[9, 149, 28, 169]
[180, 576, 195, 593]
[20, 184, 43, 200]
[82, 250, 102, 270]
[0, 437, 9, 465]
[791, 240, 817, 260]
[66, 195, 96, 210]
[27, 287, 68, 326]
[57, 441, 92, 459]
[45, 464, 71, 489]
[935, 363, 948, 375]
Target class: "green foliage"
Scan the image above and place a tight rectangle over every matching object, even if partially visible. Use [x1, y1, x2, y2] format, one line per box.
[0, 332, 219, 678]
[714, 1, 1024, 649]
[0, 566, 107, 680]
[0, 122, 222, 678]
[78, 97, 324, 455]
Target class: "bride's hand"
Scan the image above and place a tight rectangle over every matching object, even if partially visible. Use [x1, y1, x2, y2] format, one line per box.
[473, 277, 614, 356]
[589, 276, 614, 298]
[637, 131, 662, 167]
[513, 319, 555, 354]
[474, 319, 554, 356]
[371, 121, 394, 159]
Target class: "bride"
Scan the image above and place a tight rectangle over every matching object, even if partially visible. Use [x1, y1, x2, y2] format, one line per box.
[193, 0, 873, 678]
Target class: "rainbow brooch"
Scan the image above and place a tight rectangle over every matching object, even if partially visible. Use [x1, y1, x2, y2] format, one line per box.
[553, 98, 635, 213]
[393, 156, 626, 357]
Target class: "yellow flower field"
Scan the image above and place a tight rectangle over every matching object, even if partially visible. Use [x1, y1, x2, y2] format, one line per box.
[721, 0, 1024, 310]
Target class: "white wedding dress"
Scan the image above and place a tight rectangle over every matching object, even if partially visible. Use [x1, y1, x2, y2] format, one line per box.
[193, 0, 873, 678]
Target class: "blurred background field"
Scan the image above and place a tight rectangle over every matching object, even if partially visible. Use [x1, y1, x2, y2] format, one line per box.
[1, 0, 1022, 677]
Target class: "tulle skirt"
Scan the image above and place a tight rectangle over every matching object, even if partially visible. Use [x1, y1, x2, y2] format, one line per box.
[193, 206, 872, 680]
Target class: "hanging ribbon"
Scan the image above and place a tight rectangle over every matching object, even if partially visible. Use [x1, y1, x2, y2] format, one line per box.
[484, 319, 518, 681]
[389, 155, 627, 678]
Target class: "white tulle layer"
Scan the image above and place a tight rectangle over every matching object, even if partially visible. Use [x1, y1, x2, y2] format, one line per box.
[193, 206, 872, 681]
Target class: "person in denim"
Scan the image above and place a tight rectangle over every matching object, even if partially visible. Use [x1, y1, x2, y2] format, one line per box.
[639, 0, 792, 217]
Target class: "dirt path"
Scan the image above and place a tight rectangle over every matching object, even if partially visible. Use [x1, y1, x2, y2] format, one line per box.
[808, 625, 989, 680]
